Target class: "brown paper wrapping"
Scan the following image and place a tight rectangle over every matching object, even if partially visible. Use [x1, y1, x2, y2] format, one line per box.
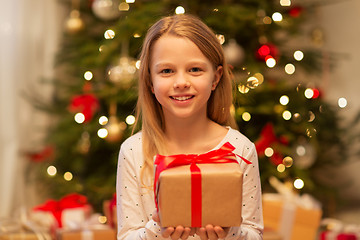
[157, 162, 243, 227]
[0, 233, 47, 240]
[56, 228, 116, 240]
[262, 198, 322, 240]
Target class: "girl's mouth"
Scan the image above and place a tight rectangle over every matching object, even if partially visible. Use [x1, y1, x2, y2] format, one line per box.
[170, 95, 194, 101]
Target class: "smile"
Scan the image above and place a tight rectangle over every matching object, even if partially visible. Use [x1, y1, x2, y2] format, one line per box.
[170, 95, 194, 101]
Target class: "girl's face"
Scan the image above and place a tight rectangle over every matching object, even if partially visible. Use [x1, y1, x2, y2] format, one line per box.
[150, 35, 222, 122]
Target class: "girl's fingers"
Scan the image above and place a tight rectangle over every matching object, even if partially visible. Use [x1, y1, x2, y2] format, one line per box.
[205, 225, 218, 240]
[161, 227, 174, 238]
[180, 227, 192, 240]
[214, 226, 228, 239]
[196, 227, 208, 240]
[171, 226, 185, 240]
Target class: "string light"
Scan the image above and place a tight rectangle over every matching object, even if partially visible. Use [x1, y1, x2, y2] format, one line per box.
[272, 12, 283, 22]
[264, 147, 274, 157]
[277, 164, 285, 172]
[285, 63, 295, 74]
[133, 33, 141, 38]
[242, 112, 251, 121]
[98, 128, 108, 138]
[119, 2, 130, 11]
[238, 84, 250, 94]
[99, 116, 108, 125]
[338, 97, 347, 108]
[283, 156, 293, 167]
[104, 29, 115, 39]
[135, 60, 141, 69]
[175, 6, 185, 14]
[74, 113, 85, 124]
[84, 71, 93, 81]
[265, 56, 276, 68]
[263, 16, 272, 24]
[216, 34, 225, 45]
[47, 166, 57, 176]
[294, 178, 304, 189]
[296, 145, 306, 156]
[64, 172, 73, 181]
[279, 95, 289, 105]
[282, 110, 292, 120]
[126, 0, 135, 3]
[294, 50, 304, 61]
[304, 88, 314, 99]
[125, 115, 136, 125]
[98, 216, 107, 224]
[280, 0, 291, 6]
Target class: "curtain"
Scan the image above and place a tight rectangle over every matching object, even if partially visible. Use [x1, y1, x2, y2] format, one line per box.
[0, 0, 64, 218]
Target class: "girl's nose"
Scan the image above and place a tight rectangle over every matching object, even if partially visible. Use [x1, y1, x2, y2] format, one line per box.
[173, 73, 190, 89]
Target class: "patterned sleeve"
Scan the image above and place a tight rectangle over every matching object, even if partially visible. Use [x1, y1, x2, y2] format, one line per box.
[116, 140, 169, 240]
[226, 142, 264, 240]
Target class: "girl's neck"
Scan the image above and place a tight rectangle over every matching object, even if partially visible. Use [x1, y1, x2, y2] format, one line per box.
[163, 115, 228, 155]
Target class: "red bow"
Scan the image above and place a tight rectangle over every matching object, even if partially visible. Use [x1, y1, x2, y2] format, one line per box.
[33, 193, 89, 228]
[255, 123, 288, 165]
[154, 142, 250, 227]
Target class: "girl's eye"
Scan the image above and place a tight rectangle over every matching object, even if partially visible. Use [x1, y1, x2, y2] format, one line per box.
[189, 67, 202, 72]
[160, 69, 173, 74]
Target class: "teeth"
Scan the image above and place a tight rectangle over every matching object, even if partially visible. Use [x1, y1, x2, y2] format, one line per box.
[172, 96, 192, 101]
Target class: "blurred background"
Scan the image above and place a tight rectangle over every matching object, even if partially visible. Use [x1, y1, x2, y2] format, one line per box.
[1, 0, 359, 238]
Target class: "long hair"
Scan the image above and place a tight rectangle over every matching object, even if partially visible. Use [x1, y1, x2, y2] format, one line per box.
[134, 14, 237, 186]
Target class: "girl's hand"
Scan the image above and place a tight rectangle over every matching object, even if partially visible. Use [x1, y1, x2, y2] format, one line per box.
[196, 225, 230, 240]
[152, 210, 196, 240]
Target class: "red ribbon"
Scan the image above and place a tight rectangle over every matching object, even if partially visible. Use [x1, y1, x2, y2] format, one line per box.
[33, 193, 89, 228]
[154, 142, 251, 227]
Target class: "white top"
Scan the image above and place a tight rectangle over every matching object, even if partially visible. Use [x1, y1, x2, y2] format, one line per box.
[116, 127, 264, 240]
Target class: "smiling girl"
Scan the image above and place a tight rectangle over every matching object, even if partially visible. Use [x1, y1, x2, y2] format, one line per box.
[116, 14, 263, 240]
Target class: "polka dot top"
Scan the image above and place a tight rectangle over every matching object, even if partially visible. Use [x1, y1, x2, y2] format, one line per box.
[116, 127, 264, 239]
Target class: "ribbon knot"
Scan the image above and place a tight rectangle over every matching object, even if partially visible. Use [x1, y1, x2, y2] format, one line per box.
[154, 142, 251, 227]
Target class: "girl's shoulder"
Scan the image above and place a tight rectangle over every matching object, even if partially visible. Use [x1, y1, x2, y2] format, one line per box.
[120, 131, 143, 152]
[224, 127, 256, 156]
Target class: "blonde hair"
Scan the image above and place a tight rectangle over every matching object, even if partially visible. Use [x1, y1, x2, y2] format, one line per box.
[134, 14, 237, 185]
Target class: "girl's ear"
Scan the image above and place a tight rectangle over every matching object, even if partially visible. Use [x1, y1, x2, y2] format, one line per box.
[212, 65, 223, 90]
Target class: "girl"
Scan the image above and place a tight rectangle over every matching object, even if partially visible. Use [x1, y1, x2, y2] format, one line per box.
[116, 14, 263, 240]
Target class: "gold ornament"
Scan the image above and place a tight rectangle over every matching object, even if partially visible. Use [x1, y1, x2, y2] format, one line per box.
[92, 0, 121, 21]
[105, 116, 126, 142]
[65, 10, 85, 34]
[77, 131, 90, 154]
[108, 57, 137, 87]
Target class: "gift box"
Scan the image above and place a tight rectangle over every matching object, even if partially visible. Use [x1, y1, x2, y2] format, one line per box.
[56, 228, 116, 240]
[32, 193, 92, 229]
[154, 142, 250, 228]
[0, 233, 45, 240]
[103, 194, 117, 228]
[262, 193, 322, 240]
[157, 162, 243, 227]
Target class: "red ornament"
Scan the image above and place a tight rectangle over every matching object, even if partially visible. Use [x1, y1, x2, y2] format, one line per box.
[69, 94, 100, 122]
[26, 145, 54, 163]
[255, 123, 289, 165]
[312, 88, 320, 99]
[288, 6, 304, 18]
[256, 43, 279, 62]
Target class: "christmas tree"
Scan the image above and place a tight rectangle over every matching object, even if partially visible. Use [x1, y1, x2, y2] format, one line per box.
[30, 0, 349, 215]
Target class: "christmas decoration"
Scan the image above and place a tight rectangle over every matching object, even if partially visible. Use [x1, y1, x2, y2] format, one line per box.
[91, 0, 121, 21]
[255, 123, 289, 165]
[69, 94, 100, 123]
[107, 57, 137, 87]
[104, 116, 126, 142]
[223, 39, 245, 66]
[256, 43, 279, 61]
[26, 145, 54, 163]
[65, 10, 85, 34]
